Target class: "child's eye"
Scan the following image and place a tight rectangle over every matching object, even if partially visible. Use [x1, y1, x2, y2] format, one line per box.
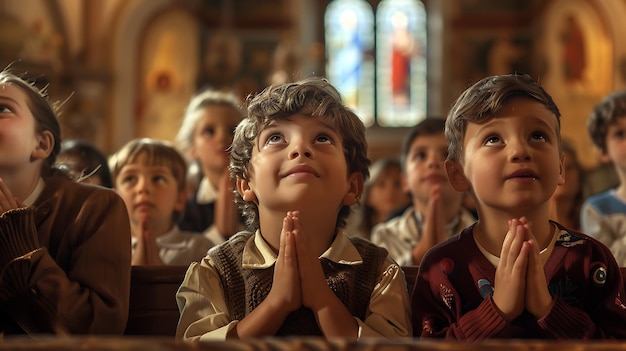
[265, 134, 285, 145]
[315, 134, 332, 144]
[201, 127, 216, 137]
[0, 105, 12, 113]
[121, 174, 137, 184]
[485, 136, 501, 145]
[412, 151, 426, 161]
[531, 132, 547, 141]
[153, 175, 167, 183]
[612, 129, 626, 139]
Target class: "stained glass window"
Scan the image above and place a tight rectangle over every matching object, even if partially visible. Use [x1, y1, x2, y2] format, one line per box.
[325, 0, 427, 127]
[325, 0, 375, 126]
[376, 0, 426, 126]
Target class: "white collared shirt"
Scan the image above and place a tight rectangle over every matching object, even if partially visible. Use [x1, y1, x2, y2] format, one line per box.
[131, 225, 215, 266]
[196, 177, 218, 205]
[371, 206, 477, 266]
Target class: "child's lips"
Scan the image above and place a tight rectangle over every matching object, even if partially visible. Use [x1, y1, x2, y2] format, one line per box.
[422, 174, 446, 183]
[283, 164, 319, 177]
[134, 202, 154, 210]
[506, 169, 538, 180]
[505, 169, 539, 184]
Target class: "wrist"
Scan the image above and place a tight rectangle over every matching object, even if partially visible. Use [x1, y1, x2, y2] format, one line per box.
[263, 294, 297, 318]
[306, 284, 334, 312]
[532, 296, 555, 319]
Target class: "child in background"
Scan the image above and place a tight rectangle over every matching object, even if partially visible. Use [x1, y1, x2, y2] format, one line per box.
[371, 118, 476, 266]
[548, 139, 583, 231]
[55, 139, 113, 188]
[345, 157, 411, 239]
[175, 90, 244, 244]
[110, 138, 214, 266]
[0, 70, 131, 336]
[413, 74, 626, 340]
[581, 90, 626, 266]
[176, 77, 411, 340]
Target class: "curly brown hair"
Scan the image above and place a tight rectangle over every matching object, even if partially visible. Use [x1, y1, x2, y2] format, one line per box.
[230, 77, 370, 230]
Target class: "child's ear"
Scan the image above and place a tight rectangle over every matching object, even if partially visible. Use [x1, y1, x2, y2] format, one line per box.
[188, 144, 198, 161]
[174, 189, 187, 212]
[557, 152, 566, 186]
[401, 173, 410, 193]
[236, 177, 257, 203]
[342, 172, 364, 206]
[599, 149, 612, 164]
[31, 130, 54, 161]
[444, 159, 470, 192]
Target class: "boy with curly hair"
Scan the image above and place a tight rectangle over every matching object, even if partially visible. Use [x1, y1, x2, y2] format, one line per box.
[176, 77, 411, 340]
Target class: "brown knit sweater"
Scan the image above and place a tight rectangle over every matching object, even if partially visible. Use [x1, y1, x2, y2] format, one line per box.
[209, 231, 389, 336]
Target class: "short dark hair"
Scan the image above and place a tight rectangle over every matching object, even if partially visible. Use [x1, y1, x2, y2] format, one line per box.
[446, 74, 561, 163]
[401, 117, 446, 171]
[57, 140, 113, 188]
[587, 90, 626, 153]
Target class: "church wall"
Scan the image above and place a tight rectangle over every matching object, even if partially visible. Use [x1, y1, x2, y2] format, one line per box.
[0, 0, 624, 172]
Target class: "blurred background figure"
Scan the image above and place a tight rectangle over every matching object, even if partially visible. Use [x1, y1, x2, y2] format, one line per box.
[346, 157, 411, 239]
[55, 139, 113, 188]
[175, 89, 244, 244]
[549, 139, 584, 231]
[109, 138, 214, 266]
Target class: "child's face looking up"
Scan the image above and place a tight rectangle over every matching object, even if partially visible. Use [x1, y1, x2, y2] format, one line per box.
[451, 97, 564, 213]
[0, 83, 47, 171]
[238, 113, 361, 216]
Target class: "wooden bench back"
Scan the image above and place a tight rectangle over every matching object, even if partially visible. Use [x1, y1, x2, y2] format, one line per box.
[124, 265, 188, 336]
[124, 265, 626, 336]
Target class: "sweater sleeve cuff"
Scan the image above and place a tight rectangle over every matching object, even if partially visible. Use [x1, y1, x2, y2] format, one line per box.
[0, 208, 40, 268]
[457, 297, 509, 340]
[537, 297, 593, 338]
[0, 248, 46, 301]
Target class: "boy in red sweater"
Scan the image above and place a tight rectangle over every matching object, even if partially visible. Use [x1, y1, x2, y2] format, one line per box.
[412, 74, 626, 340]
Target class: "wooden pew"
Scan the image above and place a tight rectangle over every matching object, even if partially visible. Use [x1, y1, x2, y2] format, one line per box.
[124, 265, 188, 336]
[124, 265, 626, 336]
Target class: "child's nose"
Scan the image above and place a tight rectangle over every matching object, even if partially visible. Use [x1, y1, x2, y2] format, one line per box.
[289, 140, 313, 159]
[136, 177, 151, 193]
[508, 140, 532, 162]
[427, 153, 444, 168]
